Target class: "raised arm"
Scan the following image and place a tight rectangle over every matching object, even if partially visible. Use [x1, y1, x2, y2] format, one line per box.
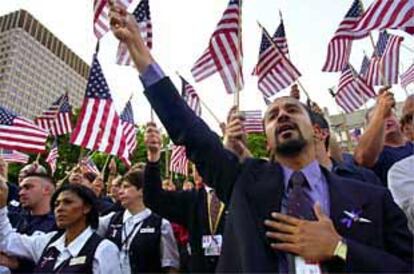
[354, 90, 395, 167]
[109, 6, 240, 202]
[143, 123, 196, 225]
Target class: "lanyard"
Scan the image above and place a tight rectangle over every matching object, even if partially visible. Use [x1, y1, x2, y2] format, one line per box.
[207, 191, 225, 235]
[121, 221, 142, 249]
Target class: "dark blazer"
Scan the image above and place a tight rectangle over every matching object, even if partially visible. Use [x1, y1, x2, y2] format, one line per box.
[332, 159, 383, 186]
[144, 162, 226, 273]
[144, 77, 413, 273]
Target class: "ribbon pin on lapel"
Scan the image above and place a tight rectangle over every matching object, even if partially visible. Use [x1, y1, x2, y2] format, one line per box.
[340, 210, 371, 228]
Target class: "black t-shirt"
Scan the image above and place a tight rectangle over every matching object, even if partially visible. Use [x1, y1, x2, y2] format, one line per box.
[372, 142, 414, 186]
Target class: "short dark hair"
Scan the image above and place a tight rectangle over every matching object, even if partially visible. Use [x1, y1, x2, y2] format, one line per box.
[51, 184, 99, 229]
[83, 172, 97, 183]
[122, 168, 145, 190]
[309, 111, 330, 151]
[401, 113, 413, 127]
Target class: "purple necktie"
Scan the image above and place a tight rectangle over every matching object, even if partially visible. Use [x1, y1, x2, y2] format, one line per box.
[287, 171, 316, 221]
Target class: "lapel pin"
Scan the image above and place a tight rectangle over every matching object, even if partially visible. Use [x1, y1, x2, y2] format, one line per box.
[340, 209, 371, 228]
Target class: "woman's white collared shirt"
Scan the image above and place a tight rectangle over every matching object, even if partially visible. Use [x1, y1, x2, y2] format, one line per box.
[0, 207, 121, 274]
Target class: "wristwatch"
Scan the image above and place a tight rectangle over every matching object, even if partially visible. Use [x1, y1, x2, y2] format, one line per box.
[333, 239, 348, 261]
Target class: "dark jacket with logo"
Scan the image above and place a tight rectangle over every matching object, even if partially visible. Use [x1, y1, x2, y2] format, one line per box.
[105, 210, 162, 273]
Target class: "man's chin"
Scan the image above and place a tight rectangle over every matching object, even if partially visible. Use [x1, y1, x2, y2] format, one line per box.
[275, 139, 307, 157]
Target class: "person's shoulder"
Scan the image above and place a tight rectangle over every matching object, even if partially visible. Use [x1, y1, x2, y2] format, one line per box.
[96, 238, 120, 254]
[329, 169, 388, 197]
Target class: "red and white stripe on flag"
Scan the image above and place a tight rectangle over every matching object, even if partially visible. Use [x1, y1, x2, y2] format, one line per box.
[242, 110, 264, 134]
[191, 0, 243, 94]
[366, 34, 403, 86]
[255, 30, 301, 98]
[0, 149, 29, 164]
[36, 112, 72, 136]
[335, 66, 376, 113]
[116, 0, 152, 66]
[401, 63, 414, 89]
[46, 141, 58, 175]
[70, 55, 130, 166]
[170, 145, 188, 175]
[341, 0, 414, 39]
[94, 0, 133, 40]
[322, 0, 362, 72]
[0, 107, 48, 153]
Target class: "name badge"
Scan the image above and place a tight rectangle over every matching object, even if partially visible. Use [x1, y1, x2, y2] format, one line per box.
[140, 227, 155, 233]
[69, 256, 86, 266]
[294, 256, 322, 274]
[202, 235, 222, 256]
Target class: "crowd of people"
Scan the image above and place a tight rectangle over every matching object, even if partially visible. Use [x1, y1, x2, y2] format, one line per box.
[0, 2, 413, 273]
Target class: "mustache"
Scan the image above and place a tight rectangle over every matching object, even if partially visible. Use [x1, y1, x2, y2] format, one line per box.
[275, 122, 299, 135]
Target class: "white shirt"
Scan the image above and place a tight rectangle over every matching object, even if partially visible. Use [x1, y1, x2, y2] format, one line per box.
[0, 207, 121, 274]
[98, 208, 180, 274]
[388, 154, 414, 207]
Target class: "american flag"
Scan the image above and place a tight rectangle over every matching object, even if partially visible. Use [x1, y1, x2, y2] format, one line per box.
[180, 76, 202, 116]
[170, 145, 188, 175]
[70, 54, 130, 166]
[339, 0, 414, 39]
[93, 0, 133, 40]
[254, 28, 301, 98]
[191, 0, 243, 94]
[0, 106, 48, 153]
[116, 0, 152, 66]
[273, 19, 289, 57]
[35, 94, 73, 136]
[252, 18, 289, 75]
[401, 63, 414, 88]
[46, 139, 58, 175]
[359, 55, 370, 78]
[80, 157, 101, 175]
[322, 0, 363, 72]
[335, 65, 376, 113]
[242, 110, 264, 134]
[0, 149, 29, 164]
[366, 32, 403, 86]
[120, 100, 137, 156]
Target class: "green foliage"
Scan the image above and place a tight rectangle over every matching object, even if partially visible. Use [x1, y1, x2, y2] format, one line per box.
[246, 133, 268, 158]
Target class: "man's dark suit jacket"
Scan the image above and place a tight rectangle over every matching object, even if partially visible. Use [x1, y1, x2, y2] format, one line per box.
[144, 162, 226, 273]
[144, 77, 413, 273]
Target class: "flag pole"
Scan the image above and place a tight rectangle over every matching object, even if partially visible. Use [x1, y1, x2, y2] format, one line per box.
[234, 0, 243, 110]
[175, 71, 222, 126]
[35, 153, 41, 163]
[257, 21, 312, 101]
[101, 155, 112, 178]
[164, 143, 169, 178]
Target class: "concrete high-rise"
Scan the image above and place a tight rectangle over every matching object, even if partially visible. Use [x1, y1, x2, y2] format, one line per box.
[0, 9, 89, 118]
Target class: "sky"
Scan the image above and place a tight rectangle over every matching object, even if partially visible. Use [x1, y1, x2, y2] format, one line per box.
[0, 0, 413, 133]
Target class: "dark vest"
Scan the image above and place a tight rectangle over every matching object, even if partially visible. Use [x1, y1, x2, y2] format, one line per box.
[105, 210, 162, 273]
[34, 231, 103, 273]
